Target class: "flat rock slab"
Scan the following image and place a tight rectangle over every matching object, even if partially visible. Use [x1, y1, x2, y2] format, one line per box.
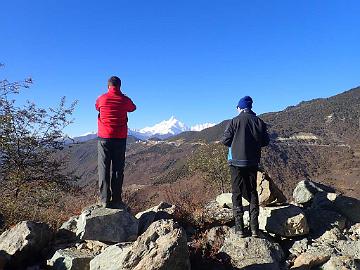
[76, 206, 138, 243]
[219, 229, 284, 269]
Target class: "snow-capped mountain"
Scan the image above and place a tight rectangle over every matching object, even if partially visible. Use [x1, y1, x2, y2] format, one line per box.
[131, 116, 189, 140]
[69, 117, 216, 142]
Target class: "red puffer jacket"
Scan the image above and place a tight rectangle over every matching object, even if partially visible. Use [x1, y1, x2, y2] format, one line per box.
[95, 86, 136, 138]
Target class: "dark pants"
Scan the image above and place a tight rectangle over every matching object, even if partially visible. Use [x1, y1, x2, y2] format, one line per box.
[230, 165, 259, 229]
[98, 138, 126, 204]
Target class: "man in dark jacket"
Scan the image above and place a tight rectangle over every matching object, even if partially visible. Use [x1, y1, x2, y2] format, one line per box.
[95, 76, 136, 208]
[221, 96, 269, 237]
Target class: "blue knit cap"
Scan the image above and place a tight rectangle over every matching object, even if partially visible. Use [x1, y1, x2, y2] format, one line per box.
[237, 96, 253, 109]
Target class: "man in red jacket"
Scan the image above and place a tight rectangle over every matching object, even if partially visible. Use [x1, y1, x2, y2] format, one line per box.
[95, 76, 136, 208]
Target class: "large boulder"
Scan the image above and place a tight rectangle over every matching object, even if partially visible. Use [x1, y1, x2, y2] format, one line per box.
[135, 201, 175, 234]
[293, 180, 334, 204]
[258, 205, 309, 237]
[76, 205, 138, 243]
[90, 219, 190, 270]
[0, 221, 53, 267]
[219, 228, 285, 269]
[47, 248, 95, 270]
[257, 171, 287, 206]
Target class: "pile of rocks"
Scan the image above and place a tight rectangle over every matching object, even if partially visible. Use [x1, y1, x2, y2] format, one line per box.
[200, 176, 360, 269]
[0, 203, 188, 270]
[0, 173, 359, 270]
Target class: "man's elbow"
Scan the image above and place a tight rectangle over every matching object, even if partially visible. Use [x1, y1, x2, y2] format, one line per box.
[129, 105, 136, 112]
[221, 138, 232, 147]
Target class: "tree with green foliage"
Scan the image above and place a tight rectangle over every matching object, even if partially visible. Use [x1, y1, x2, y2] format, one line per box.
[0, 64, 77, 196]
[188, 143, 231, 193]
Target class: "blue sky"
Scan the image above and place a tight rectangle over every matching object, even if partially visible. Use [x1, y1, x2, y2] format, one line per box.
[1, 0, 360, 136]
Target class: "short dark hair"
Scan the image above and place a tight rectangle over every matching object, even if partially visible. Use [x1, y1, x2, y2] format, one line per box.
[108, 76, 121, 88]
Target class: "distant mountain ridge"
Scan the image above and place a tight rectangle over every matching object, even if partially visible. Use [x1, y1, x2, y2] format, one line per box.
[69, 117, 215, 142]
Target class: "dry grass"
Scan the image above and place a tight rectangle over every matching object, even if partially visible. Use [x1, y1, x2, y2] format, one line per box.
[0, 180, 95, 233]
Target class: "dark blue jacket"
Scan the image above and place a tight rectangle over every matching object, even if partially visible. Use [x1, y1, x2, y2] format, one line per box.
[221, 109, 269, 167]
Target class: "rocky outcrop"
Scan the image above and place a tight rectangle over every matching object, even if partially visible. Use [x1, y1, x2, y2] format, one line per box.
[90, 219, 190, 270]
[0, 221, 53, 268]
[76, 205, 138, 243]
[219, 228, 285, 269]
[135, 201, 176, 234]
[3, 179, 360, 270]
[258, 205, 309, 237]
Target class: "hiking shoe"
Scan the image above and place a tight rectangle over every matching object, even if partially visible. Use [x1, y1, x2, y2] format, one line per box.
[251, 229, 260, 238]
[109, 201, 126, 209]
[100, 202, 111, 208]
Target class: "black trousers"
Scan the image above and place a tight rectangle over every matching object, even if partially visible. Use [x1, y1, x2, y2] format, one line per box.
[98, 138, 126, 204]
[230, 165, 259, 228]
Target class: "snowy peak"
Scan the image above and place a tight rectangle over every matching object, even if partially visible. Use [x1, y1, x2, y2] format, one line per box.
[139, 116, 188, 136]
